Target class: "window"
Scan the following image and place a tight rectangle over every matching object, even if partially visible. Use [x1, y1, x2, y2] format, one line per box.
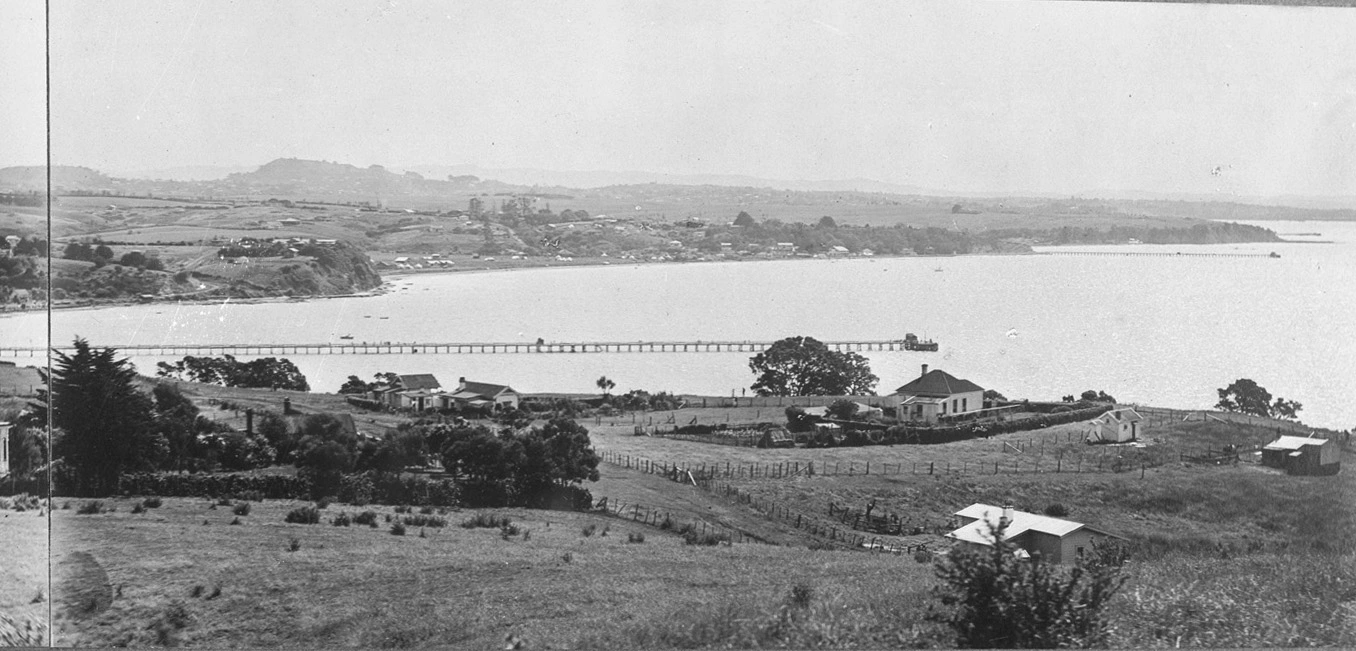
[953, 399, 959, 412]
[1076, 546, 1085, 558]
[962, 397, 968, 411]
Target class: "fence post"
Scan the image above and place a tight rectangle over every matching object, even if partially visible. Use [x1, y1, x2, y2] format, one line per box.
[929, 462, 934, 475]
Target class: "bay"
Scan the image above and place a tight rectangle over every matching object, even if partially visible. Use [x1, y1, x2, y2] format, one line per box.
[5, 220, 1353, 429]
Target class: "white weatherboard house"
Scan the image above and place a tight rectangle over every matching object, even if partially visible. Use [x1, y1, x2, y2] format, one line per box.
[947, 504, 1125, 564]
[1085, 408, 1143, 443]
[893, 364, 984, 424]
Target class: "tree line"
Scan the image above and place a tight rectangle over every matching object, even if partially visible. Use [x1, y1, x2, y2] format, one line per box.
[22, 339, 599, 509]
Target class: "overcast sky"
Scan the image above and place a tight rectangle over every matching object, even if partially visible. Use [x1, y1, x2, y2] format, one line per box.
[4, 1, 1355, 196]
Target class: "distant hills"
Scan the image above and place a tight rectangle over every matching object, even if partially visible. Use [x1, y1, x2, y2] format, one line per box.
[4, 158, 1355, 220]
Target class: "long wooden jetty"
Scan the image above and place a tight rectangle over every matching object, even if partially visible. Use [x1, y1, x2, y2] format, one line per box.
[1041, 251, 1279, 259]
[0, 338, 935, 358]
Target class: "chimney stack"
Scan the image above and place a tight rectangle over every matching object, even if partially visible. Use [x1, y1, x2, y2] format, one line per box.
[921, 364, 929, 377]
[1001, 505, 1014, 528]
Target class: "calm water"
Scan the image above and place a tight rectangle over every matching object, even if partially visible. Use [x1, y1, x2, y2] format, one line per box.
[6, 220, 1353, 428]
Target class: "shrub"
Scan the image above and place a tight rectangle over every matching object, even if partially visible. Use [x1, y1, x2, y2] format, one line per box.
[522, 529, 531, 541]
[284, 506, 320, 524]
[229, 517, 241, 525]
[684, 530, 731, 546]
[627, 532, 646, 544]
[354, 510, 378, 527]
[402, 514, 448, 528]
[207, 585, 221, 600]
[232, 502, 251, 516]
[333, 512, 352, 527]
[419, 505, 435, 515]
[788, 584, 813, 609]
[142, 496, 163, 508]
[930, 521, 1130, 649]
[76, 501, 104, 515]
[561, 552, 573, 563]
[461, 513, 513, 529]
[582, 523, 598, 537]
[287, 537, 300, 552]
[391, 521, 407, 536]
[1043, 503, 1070, 518]
[500, 522, 521, 537]
[131, 502, 146, 514]
[190, 585, 204, 598]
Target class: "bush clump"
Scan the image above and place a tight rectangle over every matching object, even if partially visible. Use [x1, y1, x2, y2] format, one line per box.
[461, 513, 513, 529]
[390, 521, 407, 536]
[284, 506, 321, 524]
[683, 530, 731, 546]
[76, 501, 104, 515]
[142, 496, 163, 508]
[582, 523, 598, 537]
[627, 532, 646, 544]
[232, 502, 251, 516]
[332, 512, 352, 527]
[401, 514, 447, 528]
[354, 510, 378, 527]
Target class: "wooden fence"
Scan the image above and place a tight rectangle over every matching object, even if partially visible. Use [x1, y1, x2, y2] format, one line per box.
[591, 495, 753, 544]
[595, 446, 1163, 479]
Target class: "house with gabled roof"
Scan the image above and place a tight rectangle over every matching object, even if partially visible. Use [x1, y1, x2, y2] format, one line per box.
[1086, 408, 1143, 443]
[396, 374, 442, 391]
[947, 503, 1125, 564]
[892, 364, 984, 424]
[440, 376, 521, 410]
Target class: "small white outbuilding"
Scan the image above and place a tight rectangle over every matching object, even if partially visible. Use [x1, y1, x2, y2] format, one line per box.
[1085, 408, 1142, 444]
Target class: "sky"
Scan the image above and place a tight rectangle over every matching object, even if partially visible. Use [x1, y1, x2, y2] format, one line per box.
[4, 0, 1356, 197]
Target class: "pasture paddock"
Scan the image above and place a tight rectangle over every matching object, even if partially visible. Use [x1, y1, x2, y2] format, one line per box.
[50, 497, 939, 648]
[0, 505, 48, 645]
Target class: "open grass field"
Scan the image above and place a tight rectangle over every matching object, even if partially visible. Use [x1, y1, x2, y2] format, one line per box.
[49, 496, 944, 649]
[45, 487, 1356, 648]
[0, 504, 48, 646]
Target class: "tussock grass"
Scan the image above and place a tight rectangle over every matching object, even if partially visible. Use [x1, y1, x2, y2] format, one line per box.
[400, 514, 446, 528]
[460, 513, 513, 529]
[284, 506, 320, 525]
[1112, 551, 1356, 648]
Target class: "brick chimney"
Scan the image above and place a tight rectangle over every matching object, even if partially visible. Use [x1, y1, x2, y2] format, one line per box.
[921, 364, 929, 377]
[1001, 504, 1014, 529]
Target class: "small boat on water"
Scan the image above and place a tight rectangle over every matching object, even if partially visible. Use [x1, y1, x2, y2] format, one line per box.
[340, 334, 354, 340]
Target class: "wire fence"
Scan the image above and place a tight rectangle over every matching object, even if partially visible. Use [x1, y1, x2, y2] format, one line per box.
[595, 444, 1168, 480]
[590, 495, 755, 545]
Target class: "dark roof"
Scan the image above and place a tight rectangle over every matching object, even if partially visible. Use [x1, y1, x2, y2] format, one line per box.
[459, 379, 517, 398]
[397, 374, 442, 391]
[895, 369, 984, 396]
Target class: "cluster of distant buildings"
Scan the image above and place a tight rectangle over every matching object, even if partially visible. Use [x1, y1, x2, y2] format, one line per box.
[361, 374, 521, 412]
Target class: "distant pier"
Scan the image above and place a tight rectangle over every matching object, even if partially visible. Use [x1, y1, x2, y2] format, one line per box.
[1041, 250, 1279, 259]
[0, 338, 936, 358]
